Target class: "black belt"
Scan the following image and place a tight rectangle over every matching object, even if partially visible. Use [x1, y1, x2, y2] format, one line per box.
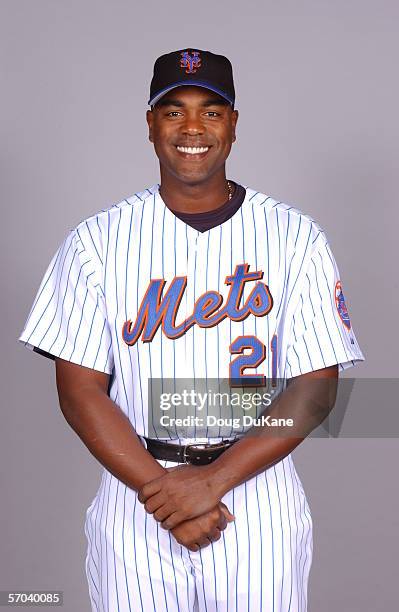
[143, 437, 239, 465]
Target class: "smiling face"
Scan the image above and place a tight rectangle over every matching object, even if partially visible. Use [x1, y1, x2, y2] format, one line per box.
[146, 86, 238, 186]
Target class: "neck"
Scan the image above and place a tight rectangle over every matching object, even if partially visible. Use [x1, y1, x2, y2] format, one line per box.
[159, 168, 231, 214]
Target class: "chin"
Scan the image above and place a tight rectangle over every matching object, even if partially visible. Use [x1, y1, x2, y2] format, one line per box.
[172, 168, 212, 185]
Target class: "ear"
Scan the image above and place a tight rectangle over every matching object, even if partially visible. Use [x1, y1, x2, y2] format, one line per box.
[231, 109, 239, 143]
[146, 109, 154, 143]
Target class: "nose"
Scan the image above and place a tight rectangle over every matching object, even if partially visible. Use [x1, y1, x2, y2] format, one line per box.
[181, 112, 205, 135]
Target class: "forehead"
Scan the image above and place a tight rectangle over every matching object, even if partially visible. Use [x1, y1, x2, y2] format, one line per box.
[155, 85, 228, 107]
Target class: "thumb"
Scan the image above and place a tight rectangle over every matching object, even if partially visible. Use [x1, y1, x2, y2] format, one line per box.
[219, 501, 235, 522]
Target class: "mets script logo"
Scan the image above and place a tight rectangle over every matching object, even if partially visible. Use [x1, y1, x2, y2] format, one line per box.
[180, 51, 201, 74]
[335, 280, 351, 330]
[122, 264, 273, 346]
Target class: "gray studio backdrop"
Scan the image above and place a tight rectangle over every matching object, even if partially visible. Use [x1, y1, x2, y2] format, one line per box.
[2, 1, 398, 611]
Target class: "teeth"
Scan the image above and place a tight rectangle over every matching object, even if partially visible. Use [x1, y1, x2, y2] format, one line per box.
[176, 146, 209, 154]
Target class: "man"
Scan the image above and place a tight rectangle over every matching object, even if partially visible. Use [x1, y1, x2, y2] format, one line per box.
[18, 48, 365, 611]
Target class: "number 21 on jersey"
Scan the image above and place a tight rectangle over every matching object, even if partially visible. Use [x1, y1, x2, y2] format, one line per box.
[229, 333, 278, 386]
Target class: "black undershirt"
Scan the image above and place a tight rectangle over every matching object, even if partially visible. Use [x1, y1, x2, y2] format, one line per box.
[167, 181, 246, 232]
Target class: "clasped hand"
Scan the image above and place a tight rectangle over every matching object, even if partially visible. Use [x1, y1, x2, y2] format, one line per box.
[137, 464, 234, 551]
[137, 463, 221, 529]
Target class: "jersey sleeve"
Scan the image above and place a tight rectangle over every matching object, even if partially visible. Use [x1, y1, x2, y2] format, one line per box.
[284, 237, 365, 378]
[18, 227, 114, 374]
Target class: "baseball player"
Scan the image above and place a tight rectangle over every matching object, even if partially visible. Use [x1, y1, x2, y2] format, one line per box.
[18, 48, 365, 611]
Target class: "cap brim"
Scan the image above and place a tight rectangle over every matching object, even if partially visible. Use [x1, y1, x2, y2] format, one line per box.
[148, 81, 234, 106]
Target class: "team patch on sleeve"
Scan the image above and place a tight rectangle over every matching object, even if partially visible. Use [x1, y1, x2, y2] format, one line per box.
[335, 280, 351, 330]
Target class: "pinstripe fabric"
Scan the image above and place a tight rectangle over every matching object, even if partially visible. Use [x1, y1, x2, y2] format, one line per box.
[19, 183, 364, 611]
[84, 453, 312, 612]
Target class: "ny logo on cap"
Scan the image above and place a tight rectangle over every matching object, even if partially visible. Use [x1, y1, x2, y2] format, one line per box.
[180, 51, 201, 74]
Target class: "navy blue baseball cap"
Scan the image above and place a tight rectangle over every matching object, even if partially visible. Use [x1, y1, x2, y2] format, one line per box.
[148, 48, 235, 108]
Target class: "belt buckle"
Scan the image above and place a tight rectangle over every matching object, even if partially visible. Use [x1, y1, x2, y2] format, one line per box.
[182, 442, 209, 464]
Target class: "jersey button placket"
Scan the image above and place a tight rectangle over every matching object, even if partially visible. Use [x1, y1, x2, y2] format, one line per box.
[184, 227, 201, 428]
[185, 228, 199, 364]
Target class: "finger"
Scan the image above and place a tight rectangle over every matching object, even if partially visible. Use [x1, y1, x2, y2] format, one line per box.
[137, 481, 162, 503]
[144, 493, 166, 514]
[209, 528, 222, 542]
[217, 513, 228, 531]
[153, 504, 174, 523]
[219, 502, 235, 522]
[197, 537, 211, 549]
[161, 511, 183, 530]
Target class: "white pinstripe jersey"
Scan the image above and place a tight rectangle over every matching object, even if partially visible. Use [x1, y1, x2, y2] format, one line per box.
[19, 183, 365, 440]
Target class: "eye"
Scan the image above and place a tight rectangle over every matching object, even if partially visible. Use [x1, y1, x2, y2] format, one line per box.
[205, 111, 220, 117]
[166, 111, 182, 117]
